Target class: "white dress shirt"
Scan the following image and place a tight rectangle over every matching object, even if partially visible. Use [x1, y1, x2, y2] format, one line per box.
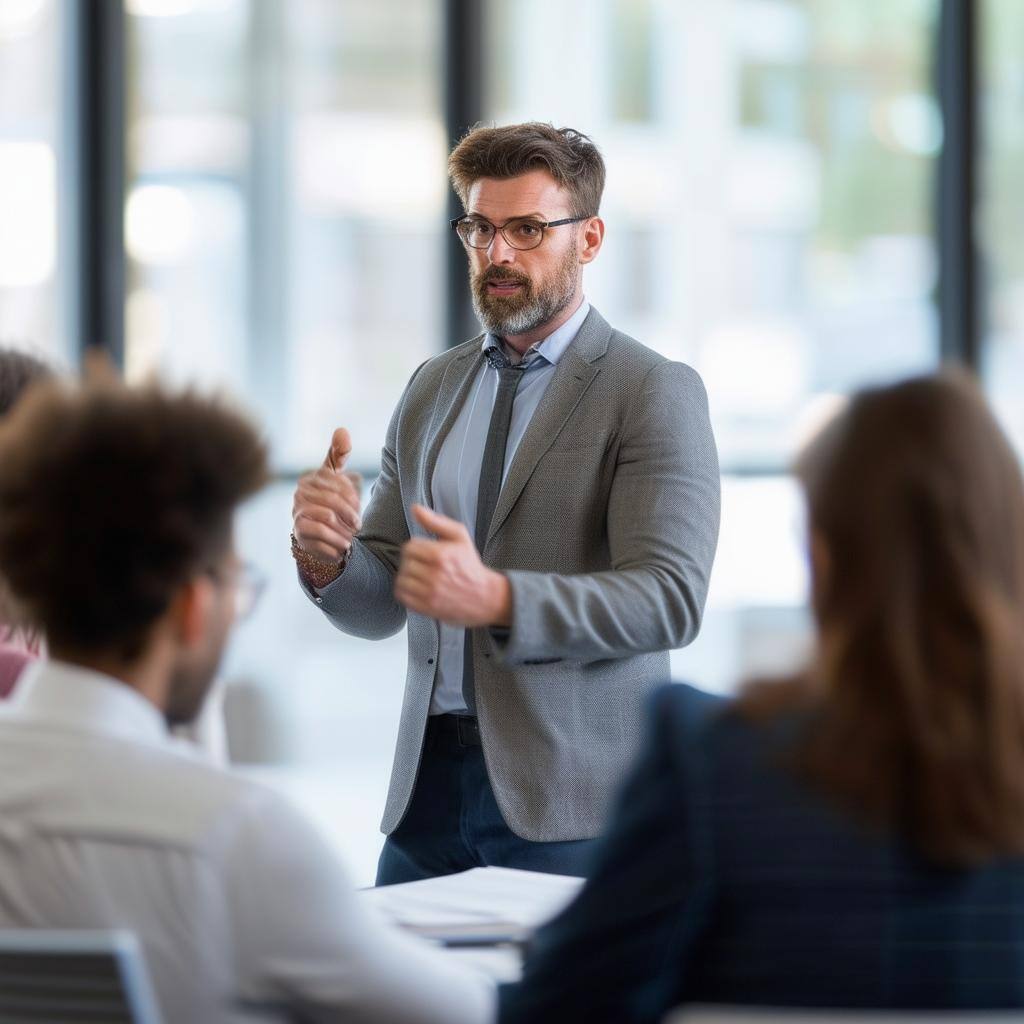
[0, 661, 495, 1023]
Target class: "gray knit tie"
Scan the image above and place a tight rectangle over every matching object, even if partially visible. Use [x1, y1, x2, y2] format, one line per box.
[462, 348, 525, 713]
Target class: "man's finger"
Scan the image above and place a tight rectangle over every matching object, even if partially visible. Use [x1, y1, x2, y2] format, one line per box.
[326, 427, 353, 473]
[295, 487, 359, 529]
[396, 558, 434, 588]
[411, 503, 470, 542]
[401, 538, 441, 564]
[294, 518, 351, 555]
[394, 578, 429, 611]
[307, 470, 360, 506]
[294, 505, 356, 540]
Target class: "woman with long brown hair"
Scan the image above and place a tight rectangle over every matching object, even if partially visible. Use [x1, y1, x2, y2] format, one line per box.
[499, 371, 1024, 1023]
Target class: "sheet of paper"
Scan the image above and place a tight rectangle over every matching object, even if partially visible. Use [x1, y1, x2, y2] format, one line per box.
[360, 866, 584, 943]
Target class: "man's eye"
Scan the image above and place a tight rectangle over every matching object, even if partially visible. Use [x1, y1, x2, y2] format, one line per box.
[472, 222, 494, 236]
[516, 222, 541, 237]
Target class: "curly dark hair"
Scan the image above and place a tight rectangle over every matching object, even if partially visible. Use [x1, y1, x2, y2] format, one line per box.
[0, 348, 53, 418]
[0, 381, 269, 659]
[448, 122, 606, 218]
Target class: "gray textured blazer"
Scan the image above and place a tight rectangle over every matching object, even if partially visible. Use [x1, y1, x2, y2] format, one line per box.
[303, 307, 720, 842]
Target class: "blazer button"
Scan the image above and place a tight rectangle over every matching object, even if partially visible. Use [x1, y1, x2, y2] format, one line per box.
[427, 658, 434, 665]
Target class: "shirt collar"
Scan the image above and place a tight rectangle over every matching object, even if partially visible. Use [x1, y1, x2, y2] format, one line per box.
[6, 659, 171, 748]
[481, 298, 591, 368]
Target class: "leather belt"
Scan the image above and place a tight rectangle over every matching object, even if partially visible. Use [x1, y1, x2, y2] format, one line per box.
[429, 714, 482, 747]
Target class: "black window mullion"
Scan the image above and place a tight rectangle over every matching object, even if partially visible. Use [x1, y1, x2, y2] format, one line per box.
[936, 0, 980, 370]
[65, 0, 126, 369]
[444, 0, 484, 348]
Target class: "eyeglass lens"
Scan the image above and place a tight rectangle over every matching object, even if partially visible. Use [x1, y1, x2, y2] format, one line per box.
[458, 217, 546, 251]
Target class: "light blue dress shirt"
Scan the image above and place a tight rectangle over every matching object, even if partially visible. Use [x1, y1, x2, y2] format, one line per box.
[429, 299, 591, 715]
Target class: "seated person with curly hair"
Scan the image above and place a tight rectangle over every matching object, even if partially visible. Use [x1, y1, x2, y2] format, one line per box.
[0, 379, 494, 1023]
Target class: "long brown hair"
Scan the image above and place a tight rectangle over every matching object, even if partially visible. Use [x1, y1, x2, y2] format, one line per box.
[740, 371, 1024, 865]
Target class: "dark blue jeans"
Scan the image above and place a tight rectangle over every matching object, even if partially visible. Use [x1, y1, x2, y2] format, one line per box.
[375, 714, 599, 886]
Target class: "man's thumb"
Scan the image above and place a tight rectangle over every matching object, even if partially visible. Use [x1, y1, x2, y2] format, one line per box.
[327, 427, 352, 472]
[412, 504, 469, 542]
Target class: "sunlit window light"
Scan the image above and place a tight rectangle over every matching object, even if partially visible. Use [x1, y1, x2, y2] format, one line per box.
[125, 185, 196, 266]
[0, 0, 46, 41]
[0, 142, 55, 288]
[125, 0, 197, 18]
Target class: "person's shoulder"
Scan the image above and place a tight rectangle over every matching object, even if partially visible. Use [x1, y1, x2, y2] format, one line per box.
[149, 749, 334, 868]
[645, 682, 795, 769]
[419, 336, 484, 376]
[393, 338, 482, 407]
[590, 311, 705, 393]
[647, 681, 727, 743]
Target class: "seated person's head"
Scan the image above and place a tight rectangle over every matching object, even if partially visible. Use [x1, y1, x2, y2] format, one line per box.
[775, 370, 1024, 863]
[0, 380, 268, 724]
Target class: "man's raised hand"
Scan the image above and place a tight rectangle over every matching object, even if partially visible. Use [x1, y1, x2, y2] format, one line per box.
[292, 427, 363, 565]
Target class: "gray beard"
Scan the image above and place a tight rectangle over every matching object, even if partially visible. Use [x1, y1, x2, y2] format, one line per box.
[472, 284, 575, 337]
[471, 246, 580, 338]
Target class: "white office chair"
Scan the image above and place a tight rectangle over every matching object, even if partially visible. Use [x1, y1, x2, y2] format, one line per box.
[0, 929, 163, 1023]
[670, 1007, 1024, 1023]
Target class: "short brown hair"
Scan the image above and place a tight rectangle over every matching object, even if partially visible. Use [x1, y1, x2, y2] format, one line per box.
[740, 370, 1024, 865]
[0, 381, 269, 659]
[448, 122, 605, 218]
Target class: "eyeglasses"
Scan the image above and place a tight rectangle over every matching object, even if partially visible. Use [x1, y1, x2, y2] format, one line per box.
[205, 561, 267, 622]
[450, 214, 592, 251]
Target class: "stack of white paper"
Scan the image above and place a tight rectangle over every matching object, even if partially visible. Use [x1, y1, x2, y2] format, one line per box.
[360, 866, 584, 946]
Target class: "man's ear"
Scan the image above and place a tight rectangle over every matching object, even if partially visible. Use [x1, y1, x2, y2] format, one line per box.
[169, 577, 215, 648]
[578, 216, 605, 266]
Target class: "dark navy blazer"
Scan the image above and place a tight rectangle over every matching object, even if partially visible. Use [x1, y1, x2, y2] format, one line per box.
[498, 683, 1024, 1023]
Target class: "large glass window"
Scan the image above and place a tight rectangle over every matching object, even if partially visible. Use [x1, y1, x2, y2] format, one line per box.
[981, 0, 1024, 454]
[485, 0, 941, 700]
[125, 0, 445, 884]
[0, 0, 65, 363]
[486, 0, 941, 471]
[125, 0, 249, 402]
[50, 0, 972, 884]
[125, 0, 444, 469]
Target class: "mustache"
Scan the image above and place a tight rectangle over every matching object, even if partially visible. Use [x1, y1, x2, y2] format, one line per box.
[477, 267, 532, 288]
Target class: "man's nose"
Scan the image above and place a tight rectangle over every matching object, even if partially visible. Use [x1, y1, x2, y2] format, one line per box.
[487, 231, 517, 265]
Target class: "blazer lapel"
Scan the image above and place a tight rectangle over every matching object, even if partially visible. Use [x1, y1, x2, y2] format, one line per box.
[419, 342, 483, 511]
[485, 308, 612, 547]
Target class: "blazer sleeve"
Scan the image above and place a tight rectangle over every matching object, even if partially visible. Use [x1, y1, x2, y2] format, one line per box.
[497, 684, 719, 1024]
[297, 363, 428, 641]
[499, 360, 720, 664]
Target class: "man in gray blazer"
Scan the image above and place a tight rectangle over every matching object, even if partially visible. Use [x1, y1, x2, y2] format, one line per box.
[292, 122, 720, 885]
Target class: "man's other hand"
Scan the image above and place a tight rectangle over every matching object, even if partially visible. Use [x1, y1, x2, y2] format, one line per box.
[395, 505, 511, 627]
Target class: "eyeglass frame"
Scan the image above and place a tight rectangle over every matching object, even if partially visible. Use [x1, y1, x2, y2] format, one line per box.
[204, 560, 267, 622]
[449, 213, 594, 251]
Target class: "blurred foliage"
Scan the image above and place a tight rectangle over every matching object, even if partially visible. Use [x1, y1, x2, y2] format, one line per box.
[740, 0, 937, 247]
